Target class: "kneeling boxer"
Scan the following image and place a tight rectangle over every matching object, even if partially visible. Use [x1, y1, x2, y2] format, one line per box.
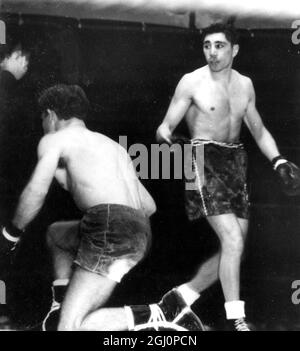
[0, 84, 204, 331]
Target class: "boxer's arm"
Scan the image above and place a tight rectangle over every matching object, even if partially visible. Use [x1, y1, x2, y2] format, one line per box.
[243, 79, 280, 161]
[243, 80, 300, 195]
[156, 75, 192, 144]
[55, 168, 69, 191]
[12, 135, 61, 231]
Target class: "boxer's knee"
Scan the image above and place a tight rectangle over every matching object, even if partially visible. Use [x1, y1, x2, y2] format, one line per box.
[220, 226, 245, 256]
[57, 316, 82, 331]
[57, 304, 96, 331]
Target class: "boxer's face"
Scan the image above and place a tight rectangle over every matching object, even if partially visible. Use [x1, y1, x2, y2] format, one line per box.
[203, 32, 239, 72]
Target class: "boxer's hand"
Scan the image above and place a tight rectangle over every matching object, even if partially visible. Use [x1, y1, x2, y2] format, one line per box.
[0, 223, 22, 261]
[272, 156, 300, 196]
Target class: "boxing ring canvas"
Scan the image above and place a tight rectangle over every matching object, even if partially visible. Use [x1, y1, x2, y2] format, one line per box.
[0, 0, 300, 331]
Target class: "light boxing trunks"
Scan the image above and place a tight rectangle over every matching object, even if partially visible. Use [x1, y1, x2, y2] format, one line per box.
[74, 204, 152, 283]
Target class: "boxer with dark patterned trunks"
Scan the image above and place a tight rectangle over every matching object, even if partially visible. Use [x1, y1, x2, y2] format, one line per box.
[155, 23, 300, 331]
[185, 139, 250, 221]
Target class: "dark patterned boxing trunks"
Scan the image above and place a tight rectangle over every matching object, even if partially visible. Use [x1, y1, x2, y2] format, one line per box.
[185, 139, 250, 220]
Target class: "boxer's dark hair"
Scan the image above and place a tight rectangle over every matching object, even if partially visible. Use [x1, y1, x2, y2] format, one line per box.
[38, 84, 90, 120]
[201, 23, 239, 46]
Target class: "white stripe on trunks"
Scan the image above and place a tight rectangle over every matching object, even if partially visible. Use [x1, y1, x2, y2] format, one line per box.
[191, 147, 208, 216]
[191, 139, 244, 148]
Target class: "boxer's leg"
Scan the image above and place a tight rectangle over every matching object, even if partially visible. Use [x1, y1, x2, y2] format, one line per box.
[237, 218, 248, 240]
[207, 213, 245, 302]
[187, 252, 220, 294]
[58, 266, 127, 331]
[57, 204, 151, 331]
[43, 221, 80, 330]
[46, 220, 80, 280]
[237, 218, 249, 261]
[183, 217, 248, 298]
[207, 214, 251, 329]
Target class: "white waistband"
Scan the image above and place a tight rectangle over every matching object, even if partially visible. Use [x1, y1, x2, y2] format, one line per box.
[191, 139, 244, 149]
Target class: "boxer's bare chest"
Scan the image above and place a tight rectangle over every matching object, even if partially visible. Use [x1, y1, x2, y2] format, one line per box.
[185, 75, 249, 140]
[192, 78, 248, 121]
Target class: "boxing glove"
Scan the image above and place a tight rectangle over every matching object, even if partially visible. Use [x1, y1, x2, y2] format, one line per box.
[170, 134, 191, 146]
[272, 155, 300, 196]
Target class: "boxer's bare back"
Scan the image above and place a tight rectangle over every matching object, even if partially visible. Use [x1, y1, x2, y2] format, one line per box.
[13, 118, 156, 230]
[50, 121, 155, 213]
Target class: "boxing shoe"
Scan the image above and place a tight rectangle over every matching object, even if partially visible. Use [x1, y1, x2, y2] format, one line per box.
[126, 289, 205, 331]
[228, 317, 252, 331]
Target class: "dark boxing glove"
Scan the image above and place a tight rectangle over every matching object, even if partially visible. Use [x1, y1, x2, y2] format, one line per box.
[272, 155, 300, 196]
[0, 222, 23, 260]
[170, 134, 191, 146]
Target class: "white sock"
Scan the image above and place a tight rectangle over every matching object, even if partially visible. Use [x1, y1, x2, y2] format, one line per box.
[176, 284, 200, 306]
[224, 300, 246, 320]
[52, 279, 69, 287]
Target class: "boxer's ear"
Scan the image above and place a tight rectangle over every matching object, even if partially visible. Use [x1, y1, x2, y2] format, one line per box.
[46, 109, 58, 132]
[233, 44, 239, 58]
[47, 109, 57, 121]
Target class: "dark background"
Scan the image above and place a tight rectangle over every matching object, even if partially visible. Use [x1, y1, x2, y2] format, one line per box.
[1, 13, 300, 330]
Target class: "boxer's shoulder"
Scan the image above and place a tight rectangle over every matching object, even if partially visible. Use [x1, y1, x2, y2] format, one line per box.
[185, 66, 207, 81]
[37, 132, 64, 158]
[177, 68, 207, 95]
[233, 70, 253, 89]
